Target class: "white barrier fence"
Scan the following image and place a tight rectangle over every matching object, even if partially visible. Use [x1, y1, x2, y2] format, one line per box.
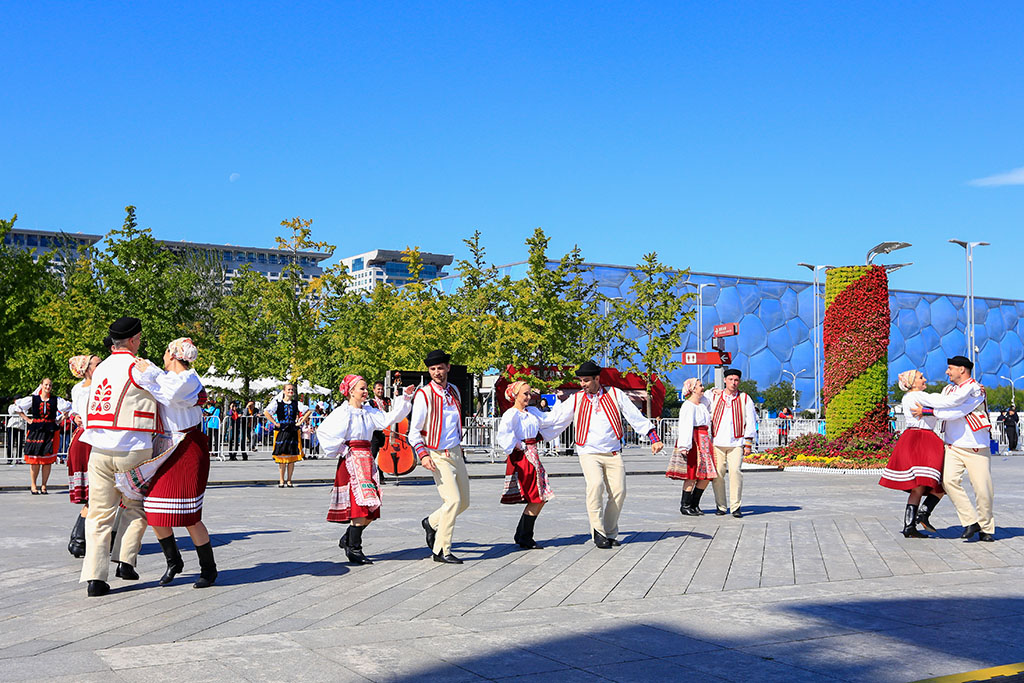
[1, 412, 1012, 464]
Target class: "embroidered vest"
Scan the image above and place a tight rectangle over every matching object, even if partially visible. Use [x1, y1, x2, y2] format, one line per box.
[943, 381, 991, 433]
[417, 383, 461, 449]
[85, 350, 161, 433]
[574, 388, 623, 446]
[30, 395, 58, 424]
[710, 391, 749, 439]
[276, 400, 298, 425]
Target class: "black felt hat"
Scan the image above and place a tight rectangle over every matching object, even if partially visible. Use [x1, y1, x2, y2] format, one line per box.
[109, 316, 142, 340]
[424, 349, 451, 367]
[723, 368, 742, 378]
[947, 355, 974, 371]
[576, 360, 602, 377]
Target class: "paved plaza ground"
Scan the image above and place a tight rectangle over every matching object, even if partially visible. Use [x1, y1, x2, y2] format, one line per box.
[3, 449, 1024, 682]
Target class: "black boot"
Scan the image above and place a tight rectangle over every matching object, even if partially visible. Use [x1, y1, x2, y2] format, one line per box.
[916, 494, 941, 533]
[902, 504, 926, 538]
[345, 525, 373, 565]
[680, 488, 697, 516]
[193, 542, 218, 588]
[158, 535, 185, 585]
[517, 514, 541, 549]
[339, 525, 351, 551]
[513, 515, 526, 546]
[68, 515, 86, 558]
[689, 487, 707, 516]
[593, 529, 612, 549]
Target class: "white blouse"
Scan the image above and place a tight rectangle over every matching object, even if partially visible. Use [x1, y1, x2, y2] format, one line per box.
[901, 392, 939, 430]
[70, 381, 90, 419]
[136, 367, 205, 432]
[674, 399, 712, 453]
[15, 394, 72, 418]
[317, 396, 412, 459]
[496, 407, 547, 456]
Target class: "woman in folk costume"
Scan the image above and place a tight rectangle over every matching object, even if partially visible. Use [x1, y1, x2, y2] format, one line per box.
[66, 354, 101, 557]
[879, 369, 948, 538]
[667, 378, 717, 516]
[497, 380, 554, 549]
[15, 377, 72, 495]
[264, 383, 310, 488]
[316, 374, 414, 565]
[122, 338, 218, 588]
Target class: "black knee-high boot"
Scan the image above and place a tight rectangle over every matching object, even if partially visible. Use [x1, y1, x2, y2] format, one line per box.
[159, 535, 185, 586]
[916, 494, 941, 532]
[345, 525, 372, 565]
[193, 542, 218, 588]
[689, 487, 707, 516]
[680, 488, 697, 516]
[517, 514, 541, 549]
[339, 525, 351, 550]
[902, 504, 926, 538]
[68, 515, 86, 558]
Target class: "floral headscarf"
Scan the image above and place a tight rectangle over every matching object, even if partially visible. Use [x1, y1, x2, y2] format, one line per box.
[167, 337, 198, 363]
[69, 355, 94, 379]
[898, 370, 920, 392]
[504, 380, 529, 402]
[339, 374, 365, 397]
[682, 377, 701, 398]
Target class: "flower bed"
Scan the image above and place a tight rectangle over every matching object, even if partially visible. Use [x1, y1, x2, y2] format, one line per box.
[745, 433, 892, 470]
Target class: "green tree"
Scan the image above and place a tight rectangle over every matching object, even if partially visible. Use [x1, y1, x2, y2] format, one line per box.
[762, 381, 800, 414]
[0, 214, 60, 391]
[505, 228, 604, 392]
[206, 266, 276, 400]
[608, 252, 695, 415]
[738, 379, 760, 403]
[985, 384, 1024, 411]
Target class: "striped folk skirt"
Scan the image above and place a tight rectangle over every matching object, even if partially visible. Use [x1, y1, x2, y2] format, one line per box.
[500, 439, 553, 505]
[879, 428, 945, 492]
[144, 429, 211, 526]
[666, 426, 717, 481]
[67, 427, 91, 504]
[327, 441, 381, 523]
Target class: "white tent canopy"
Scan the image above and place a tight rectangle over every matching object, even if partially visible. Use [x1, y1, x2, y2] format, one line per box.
[201, 367, 332, 396]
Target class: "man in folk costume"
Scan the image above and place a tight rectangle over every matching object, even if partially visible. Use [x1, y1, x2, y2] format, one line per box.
[911, 355, 996, 542]
[79, 317, 160, 597]
[409, 350, 469, 564]
[369, 380, 391, 484]
[543, 360, 664, 548]
[705, 368, 757, 518]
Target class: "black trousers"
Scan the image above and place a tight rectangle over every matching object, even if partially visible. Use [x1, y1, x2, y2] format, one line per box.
[228, 424, 244, 452]
[6, 428, 24, 461]
[1008, 427, 1018, 451]
[370, 430, 387, 480]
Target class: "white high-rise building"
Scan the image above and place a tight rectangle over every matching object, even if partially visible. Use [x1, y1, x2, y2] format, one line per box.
[338, 249, 453, 292]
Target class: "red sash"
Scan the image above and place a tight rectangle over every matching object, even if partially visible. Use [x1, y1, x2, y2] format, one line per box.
[574, 389, 622, 446]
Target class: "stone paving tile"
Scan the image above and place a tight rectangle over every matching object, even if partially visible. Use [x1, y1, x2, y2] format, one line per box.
[218, 651, 371, 682]
[585, 656, 727, 682]
[316, 642, 487, 682]
[494, 669, 607, 682]
[664, 648, 846, 682]
[111, 660, 239, 682]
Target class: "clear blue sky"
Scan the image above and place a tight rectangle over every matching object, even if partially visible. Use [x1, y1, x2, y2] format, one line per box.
[3, 2, 1022, 298]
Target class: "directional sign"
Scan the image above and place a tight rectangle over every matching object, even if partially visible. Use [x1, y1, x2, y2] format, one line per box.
[681, 351, 732, 365]
[713, 323, 739, 338]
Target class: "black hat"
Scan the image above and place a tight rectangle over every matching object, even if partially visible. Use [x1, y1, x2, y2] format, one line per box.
[109, 316, 142, 340]
[576, 360, 602, 377]
[947, 355, 974, 371]
[723, 369, 742, 378]
[424, 349, 451, 367]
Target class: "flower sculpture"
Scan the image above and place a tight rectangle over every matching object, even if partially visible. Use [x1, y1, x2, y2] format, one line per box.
[823, 265, 890, 440]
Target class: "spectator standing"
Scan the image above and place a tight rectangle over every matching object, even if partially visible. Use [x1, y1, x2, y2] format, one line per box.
[6, 408, 27, 464]
[1004, 407, 1019, 452]
[777, 407, 794, 446]
[243, 401, 259, 453]
[204, 402, 222, 461]
[226, 400, 243, 460]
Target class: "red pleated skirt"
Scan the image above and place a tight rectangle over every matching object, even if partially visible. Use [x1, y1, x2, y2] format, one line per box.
[144, 429, 211, 526]
[879, 428, 945, 492]
[67, 428, 91, 504]
[500, 440, 553, 504]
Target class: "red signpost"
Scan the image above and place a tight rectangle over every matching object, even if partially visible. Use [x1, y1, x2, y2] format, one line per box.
[712, 323, 739, 338]
[681, 351, 732, 365]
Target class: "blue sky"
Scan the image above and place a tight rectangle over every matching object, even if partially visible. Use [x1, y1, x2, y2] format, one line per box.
[3, 2, 1022, 298]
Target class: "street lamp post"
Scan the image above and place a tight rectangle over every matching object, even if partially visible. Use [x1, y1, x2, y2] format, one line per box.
[950, 240, 990, 368]
[797, 263, 834, 419]
[1000, 374, 1024, 410]
[781, 368, 809, 415]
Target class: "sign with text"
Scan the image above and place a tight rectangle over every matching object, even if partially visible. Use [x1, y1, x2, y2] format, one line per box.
[681, 351, 732, 365]
[712, 323, 739, 338]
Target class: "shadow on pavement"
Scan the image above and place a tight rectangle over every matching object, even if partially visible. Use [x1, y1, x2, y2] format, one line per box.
[735, 505, 802, 516]
[214, 560, 351, 586]
[137, 529, 288, 555]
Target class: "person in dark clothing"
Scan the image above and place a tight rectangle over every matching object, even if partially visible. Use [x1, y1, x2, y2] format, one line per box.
[227, 400, 245, 460]
[1003, 407, 1020, 451]
[369, 381, 390, 484]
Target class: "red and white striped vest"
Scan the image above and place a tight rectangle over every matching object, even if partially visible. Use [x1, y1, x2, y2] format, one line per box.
[710, 391, 750, 439]
[943, 379, 991, 433]
[573, 388, 623, 446]
[85, 350, 161, 434]
[417, 383, 462, 449]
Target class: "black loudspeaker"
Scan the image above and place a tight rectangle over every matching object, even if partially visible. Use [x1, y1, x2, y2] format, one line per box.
[391, 365, 475, 413]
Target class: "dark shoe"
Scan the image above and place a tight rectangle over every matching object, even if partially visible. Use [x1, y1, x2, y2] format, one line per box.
[679, 488, 694, 516]
[228, 454, 237, 461]
[608, 537, 621, 547]
[241, 453, 248, 461]
[422, 517, 437, 552]
[593, 530, 612, 549]
[344, 525, 373, 564]
[286, 483, 294, 488]
[902, 527, 927, 538]
[433, 552, 464, 564]
[346, 548, 374, 565]
[689, 487, 707, 516]
[193, 542, 218, 588]
[115, 563, 139, 580]
[68, 516, 87, 558]
[158, 536, 184, 586]
[960, 522, 981, 540]
[30, 489, 39, 495]
[979, 532, 995, 542]
[715, 508, 728, 516]
[916, 493, 941, 533]
[732, 510, 744, 519]
[278, 483, 285, 488]
[40, 487, 48, 494]
[87, 580, 110, 597]
[902, 503, 925, 538]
